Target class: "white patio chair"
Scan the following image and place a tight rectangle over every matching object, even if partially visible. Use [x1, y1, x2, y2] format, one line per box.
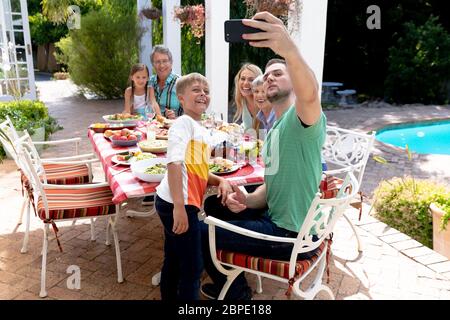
[204, 172, 358, 300]
[0, 116, 101, 253]
[14, 133, 123, 298]
[322, 126, 376, 251]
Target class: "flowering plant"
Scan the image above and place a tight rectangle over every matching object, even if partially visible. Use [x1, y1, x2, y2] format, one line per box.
[244, 0, 293, 17]
[244, 0, 302, 34]
[174, 5, 205, 40]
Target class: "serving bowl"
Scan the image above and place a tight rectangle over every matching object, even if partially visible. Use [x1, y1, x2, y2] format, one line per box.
[131, 158, 168, 182]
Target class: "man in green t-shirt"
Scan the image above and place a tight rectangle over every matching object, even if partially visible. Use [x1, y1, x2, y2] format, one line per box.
[200, 11, 326, 301]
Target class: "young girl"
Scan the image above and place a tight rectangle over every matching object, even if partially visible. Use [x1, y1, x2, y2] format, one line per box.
[123, 63, 162, 119]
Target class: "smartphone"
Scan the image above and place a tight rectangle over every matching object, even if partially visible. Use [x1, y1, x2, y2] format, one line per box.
[224, 19, 263, 43]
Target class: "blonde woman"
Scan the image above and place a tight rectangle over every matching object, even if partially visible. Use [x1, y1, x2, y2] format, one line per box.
[232, 63, 262, 131]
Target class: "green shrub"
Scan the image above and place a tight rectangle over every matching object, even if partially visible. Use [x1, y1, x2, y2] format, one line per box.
[385, 16, 450, 104]
[58, 3, 140, 98]
[373, 176, 450, 248]
[0, 100, 63, 160]
[436, 201, 450, 231]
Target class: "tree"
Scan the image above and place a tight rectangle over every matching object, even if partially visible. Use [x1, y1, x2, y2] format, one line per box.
[385, 16, 450, 104]
[42, 0, 102, 24]
[58, 2, 141, 98]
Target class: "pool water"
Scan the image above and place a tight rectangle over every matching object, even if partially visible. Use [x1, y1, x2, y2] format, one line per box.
[376, 120, 450, 155]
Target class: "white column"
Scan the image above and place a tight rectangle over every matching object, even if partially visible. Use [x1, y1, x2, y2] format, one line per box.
[163, 0, 181, 75]
[137, 0, 152, 71]
[289, 0, 328, 97]
[205, 0, 230, 122]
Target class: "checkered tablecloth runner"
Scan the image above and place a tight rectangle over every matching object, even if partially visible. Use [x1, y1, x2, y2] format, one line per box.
[88, 130, 265, 204]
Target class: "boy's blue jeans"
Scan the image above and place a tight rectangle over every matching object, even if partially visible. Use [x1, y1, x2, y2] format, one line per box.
[200, 196, 319, 299]
[155, 195, 203, 300]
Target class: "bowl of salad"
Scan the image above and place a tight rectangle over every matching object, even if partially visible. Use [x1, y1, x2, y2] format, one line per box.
[131, 158, 168, 182]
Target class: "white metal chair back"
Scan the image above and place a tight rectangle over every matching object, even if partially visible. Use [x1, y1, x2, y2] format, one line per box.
[0, 116, 21, 164]
[205, 172, 359, 300]
[288, 172, 358, 276]
[322, 126, 376, 187]
[13, 130, 49, 182]
[14, 132, 123, 298]
[14, 133, 50, 216]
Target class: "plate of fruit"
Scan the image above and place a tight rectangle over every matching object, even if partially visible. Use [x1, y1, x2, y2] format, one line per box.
[108, 129, 143, 147]
[103, 113, 142, 124]
[111, 150, 156, 166]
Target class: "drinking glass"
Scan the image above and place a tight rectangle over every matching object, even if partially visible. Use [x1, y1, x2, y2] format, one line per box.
[243, 139, 258, 166]
[146, 124, 156, 141]
[145, 105, 155, 122]
[203, 113, 215, 129]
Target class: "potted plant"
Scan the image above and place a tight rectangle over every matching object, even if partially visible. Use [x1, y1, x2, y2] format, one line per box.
[140, 7, 162, 20]
[244, 0, 302, 16]
[173, 4, 205, 42]
[431, 202, 450, 259]
[243, 0, 302, 34]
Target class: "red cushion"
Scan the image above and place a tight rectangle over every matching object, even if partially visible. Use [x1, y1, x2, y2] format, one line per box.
[37, 185, 116, 220]
[216, 241, 326, 279]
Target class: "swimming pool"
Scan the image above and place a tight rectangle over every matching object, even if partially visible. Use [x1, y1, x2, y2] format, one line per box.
[375, 119, 450, 155]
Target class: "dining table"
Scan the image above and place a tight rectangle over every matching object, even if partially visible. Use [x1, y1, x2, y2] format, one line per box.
[87, 125, 265, 217]
[88, 122, 266, 286]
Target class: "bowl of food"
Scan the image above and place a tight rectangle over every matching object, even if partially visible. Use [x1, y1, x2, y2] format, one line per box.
[131, 158, 168, 182]
[90, 123, 137, 133]
[138, 139, 168, 153]
[155, 128, 169, 140]
[103, 113, 142, 124]
[155, 115, 175, 129]
[110, 130, 143, 147]
[89, 123, 109, 133]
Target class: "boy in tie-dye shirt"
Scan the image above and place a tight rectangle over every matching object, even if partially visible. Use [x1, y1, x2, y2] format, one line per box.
[155, 73, 232, 300]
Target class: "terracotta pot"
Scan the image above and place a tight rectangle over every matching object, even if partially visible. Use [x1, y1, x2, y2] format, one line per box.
[431, 203, 450, 259]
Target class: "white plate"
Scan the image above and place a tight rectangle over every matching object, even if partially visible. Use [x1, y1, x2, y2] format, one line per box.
[111, 155, 131, 166]
[138, 140, 168, 153]
[131, 158, 168, 182]
[210, 164, 241, 175]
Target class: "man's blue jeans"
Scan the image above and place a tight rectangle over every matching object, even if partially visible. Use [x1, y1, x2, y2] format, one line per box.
[155, 195, 203, 300]
[200, 196, 318, 299]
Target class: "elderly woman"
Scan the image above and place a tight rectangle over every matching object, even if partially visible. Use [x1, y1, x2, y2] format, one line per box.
[251, 75, 275, 136]
[149, 45, 182, 119]
[232, 63, 262, 131]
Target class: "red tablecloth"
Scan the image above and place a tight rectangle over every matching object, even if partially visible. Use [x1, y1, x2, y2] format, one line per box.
[88, 130, 265, 204]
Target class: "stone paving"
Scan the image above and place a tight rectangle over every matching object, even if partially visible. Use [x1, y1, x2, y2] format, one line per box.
[1, 74, 450, 300]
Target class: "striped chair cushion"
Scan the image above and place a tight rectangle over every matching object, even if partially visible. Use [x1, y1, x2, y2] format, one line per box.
[216, 241, 326, 280]
[37, 185, 116, 220]
[43, 163, 91, 184]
